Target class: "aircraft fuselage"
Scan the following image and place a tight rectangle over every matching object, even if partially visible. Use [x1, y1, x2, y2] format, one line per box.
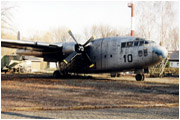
[64, 36, 167, 73]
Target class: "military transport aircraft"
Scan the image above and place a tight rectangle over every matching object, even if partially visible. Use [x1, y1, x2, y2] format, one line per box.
[1, 30, 168, 81]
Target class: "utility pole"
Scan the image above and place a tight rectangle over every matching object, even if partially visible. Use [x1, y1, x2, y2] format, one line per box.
[17, 31, 20, 40]
[128, 2, 134, 36]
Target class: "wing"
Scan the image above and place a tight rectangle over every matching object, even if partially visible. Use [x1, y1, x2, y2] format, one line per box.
[1, 39, 63, 62]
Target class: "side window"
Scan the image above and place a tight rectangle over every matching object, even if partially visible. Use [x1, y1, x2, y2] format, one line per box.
[127, 42, 133, 47]
[121, 42, 126, 48]
[134, 41, 139, 46]
[144, 48, 148, 56]
[138, 50, 143, 57]
[139, 41, 144, 46]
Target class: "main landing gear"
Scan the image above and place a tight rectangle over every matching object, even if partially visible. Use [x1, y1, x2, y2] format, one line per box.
[53, 70, 61, 78]
[53, 70, 69, 78]
[135, 74, 145, 81]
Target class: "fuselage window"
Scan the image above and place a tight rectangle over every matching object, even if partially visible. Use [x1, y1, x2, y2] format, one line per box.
[121, 42, 126, 48]
[138, 50, 143, 57]
[139, 41, 144, 46]
[134, 41, 139, 46]
[144, 49, 148, 56]
[127, 42, 133, 47]
[104, 55, 106, 58]
[110, 55, 112, 57]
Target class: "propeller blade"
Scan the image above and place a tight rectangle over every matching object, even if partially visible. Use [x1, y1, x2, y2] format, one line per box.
[83, 36, 95, 47]
[84, 53, 95, 68]
[63, 51, 78, 64]
[68, 30, 78, 44]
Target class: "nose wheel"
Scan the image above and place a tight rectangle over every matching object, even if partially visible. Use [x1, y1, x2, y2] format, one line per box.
[135, 74, 145, 81]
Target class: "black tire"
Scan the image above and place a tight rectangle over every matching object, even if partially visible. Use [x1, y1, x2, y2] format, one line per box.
[135, 74, 144, 81]
[117, 73, 120, 77]
[142, 74, 145, 81]
[53, 70, 61, 78]
[110, 73, 116, 77]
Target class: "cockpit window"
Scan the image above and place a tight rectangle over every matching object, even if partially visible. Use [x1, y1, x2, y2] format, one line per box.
[145, 41, 149, 44]
[139, 41, 144, 46]
[121, 42, 126, 48]
[127, 42, 133, 47]
[140, 38, 145, 41]
[135, 38, 140, 41]
[134, 41, 139, 46]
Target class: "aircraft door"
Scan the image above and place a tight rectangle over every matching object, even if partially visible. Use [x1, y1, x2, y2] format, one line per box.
[101, 39, 108, 70]
[101, 39, 117, 71]
[89, 40, 102, 71]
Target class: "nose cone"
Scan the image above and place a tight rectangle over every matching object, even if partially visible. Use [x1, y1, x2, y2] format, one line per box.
[153, 46, 168, 59]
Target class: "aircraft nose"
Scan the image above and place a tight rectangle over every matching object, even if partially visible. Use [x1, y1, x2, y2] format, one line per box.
[153, 46, 168, 59]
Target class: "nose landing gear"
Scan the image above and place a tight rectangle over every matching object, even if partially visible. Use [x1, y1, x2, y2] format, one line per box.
[135, 74, 145, 81]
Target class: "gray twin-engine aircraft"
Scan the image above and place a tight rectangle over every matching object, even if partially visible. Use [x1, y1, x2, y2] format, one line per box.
[1, 30, 168, 81]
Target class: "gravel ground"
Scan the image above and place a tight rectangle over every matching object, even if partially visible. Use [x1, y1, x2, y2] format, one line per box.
[1, 73, 179, 119]
[1, 107, 179, 119]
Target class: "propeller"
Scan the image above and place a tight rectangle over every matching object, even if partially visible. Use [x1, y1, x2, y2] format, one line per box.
[68, 30, 78, 44]
[63, 30, 95, 69]
[83, 36, 95, 47]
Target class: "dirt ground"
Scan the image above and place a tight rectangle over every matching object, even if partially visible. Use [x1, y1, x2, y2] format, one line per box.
[1, 73, 179, 111]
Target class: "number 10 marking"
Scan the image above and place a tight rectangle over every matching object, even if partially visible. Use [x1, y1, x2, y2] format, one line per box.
[124, 54, 133, 62]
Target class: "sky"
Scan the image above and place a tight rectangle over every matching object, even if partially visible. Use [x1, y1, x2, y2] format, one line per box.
[11, 1, 132, 38]
[2, 1, 179, 42]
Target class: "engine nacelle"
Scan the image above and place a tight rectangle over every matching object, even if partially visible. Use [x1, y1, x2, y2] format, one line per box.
[62, 42, 76, 56]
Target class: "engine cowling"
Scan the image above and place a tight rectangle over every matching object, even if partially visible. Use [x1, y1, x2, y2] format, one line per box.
[62, 42, 76, 56]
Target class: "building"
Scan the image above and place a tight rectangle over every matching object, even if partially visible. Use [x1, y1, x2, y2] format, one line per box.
[22, 56, 44, 72]
[169, 51, 179, 68]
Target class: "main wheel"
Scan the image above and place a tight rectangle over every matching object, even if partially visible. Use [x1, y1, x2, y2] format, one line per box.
[110, 73, 116, 77]
[117, 73, 120, 77]
[53, 70, 61, 78]
[135, 74, 145, 81]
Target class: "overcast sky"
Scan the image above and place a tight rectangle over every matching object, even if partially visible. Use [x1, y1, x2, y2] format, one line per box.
[11, 1, 132, 38]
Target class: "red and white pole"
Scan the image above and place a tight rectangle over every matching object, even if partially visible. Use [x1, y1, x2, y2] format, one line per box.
[128, 3, 134, 36]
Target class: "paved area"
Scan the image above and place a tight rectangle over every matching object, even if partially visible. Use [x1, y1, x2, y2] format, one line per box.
[1, 74, 179, 119]
[1, 107, 179, 119]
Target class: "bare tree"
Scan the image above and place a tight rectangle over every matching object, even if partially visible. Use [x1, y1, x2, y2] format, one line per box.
[29, 31, 43, 42]
[135, 2, 158, 40]
[51, 26, 71, 43]
[42, 32, 54, 43]
[83, 24, 128, 40]
[1, 2, 18, 55]
[169, 27, 179, 51]
[27, 26, 73, 43]
[160, 2, 176, 49]
[135, 1, 178, 50]
[1, 1, 17, 37]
